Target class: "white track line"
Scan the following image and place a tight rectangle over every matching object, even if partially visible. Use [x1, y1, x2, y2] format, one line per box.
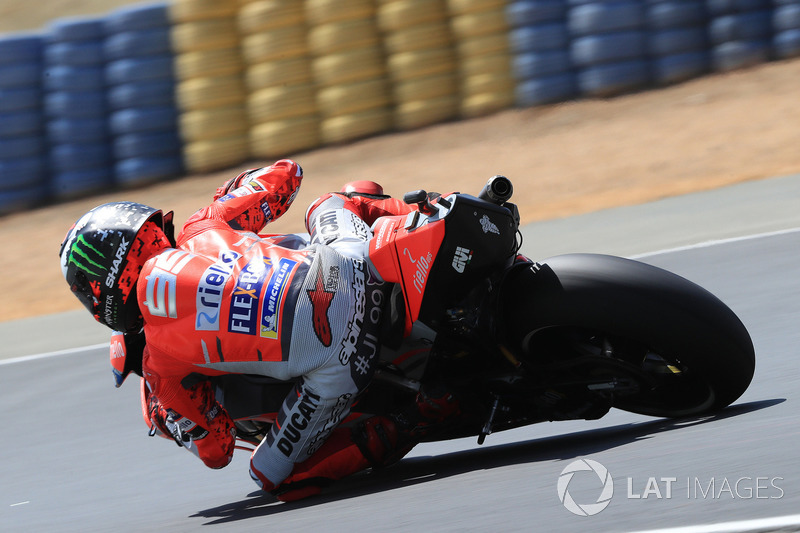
[4, 226, 800, 366]
[629, 513, 800, 533]
[630, 226, 800, 259]
[0, 343, 107, 366]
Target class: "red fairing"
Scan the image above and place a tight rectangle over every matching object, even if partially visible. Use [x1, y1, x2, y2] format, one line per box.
[369, 214, 446, 334]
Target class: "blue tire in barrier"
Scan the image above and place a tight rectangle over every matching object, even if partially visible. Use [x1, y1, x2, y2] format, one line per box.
[0, 88, 41, 112]
[48, 17, 105, 42]
[115, 156, 183, 187]
[515, 72, 578, 106]
[0, 111, 42, 137]
[506, 0, 567, 26]
[512, 49, 572, 79]
[648, 27, 707, 56]
[571, 31, 646, 67]
[47, 118, 108, 143]
[108, 80, 176, 110]
[645, 2, 707, 29]
[44, 41, 104, 66]
[652, 51, 709, 84]
[105, 56, 174, 85]
[711, 40, 771, 71]
[42, 65, 105, 91]
[113, 132, 182, 159]
[774, 29, 800, 58]
[568, 1, 645, 36]
[709, 11, 773, 46]
[0, 186, 47, 214]
[0, 136, 45, 159]
[50, 143, 111, 173]
[45, 91, 107, 119]
[51, 168, 113, 199]
[577, 59, 650, 97]
[509, 23, 569, 53]
[109, 107, 178, 135]
[774, 4, 800, 32]
[104, 29, 172, 60]
[0, 64, 41, 89]
[0, 156, 46, 189]
[0, 34, 42, 65]
[105, 3, 170, 34]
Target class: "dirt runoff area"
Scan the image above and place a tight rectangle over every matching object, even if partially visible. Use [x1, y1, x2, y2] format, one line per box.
[2, 57, 799, 323]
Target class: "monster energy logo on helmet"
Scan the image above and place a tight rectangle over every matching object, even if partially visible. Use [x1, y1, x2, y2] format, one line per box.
[68, 234, 108, 277]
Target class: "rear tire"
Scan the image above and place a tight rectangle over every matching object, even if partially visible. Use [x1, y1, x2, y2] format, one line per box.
[501, 254, 756, 417]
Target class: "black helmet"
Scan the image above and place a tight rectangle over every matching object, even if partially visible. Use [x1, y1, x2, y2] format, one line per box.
[59, 202, 170, 332]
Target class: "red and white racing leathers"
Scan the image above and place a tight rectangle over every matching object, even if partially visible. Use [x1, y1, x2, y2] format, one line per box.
[138, 159, 413, 491]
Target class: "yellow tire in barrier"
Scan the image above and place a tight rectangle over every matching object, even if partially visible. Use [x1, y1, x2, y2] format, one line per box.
[241, 26, 309, 64]
[387, 47, 457, 81]
[238, 0, 305, 34]
[461, 71, 515, 97]
[245, 57, 313, 92]
[312, 47, 385, 87]
[179, 106, 249, 142]
[171, 19, 240, 53]
[395, 95, 459, 130]
[455, 33, 509, 58]
[447, 0, 507, 15]
[177, 76, 247, 111]
[308, 19, 380, 56]
[184, 134, 250, 173]
[317, 78, 391, 118]
[393, 72, 458, 102]
[304, 0, 375, 25]
[174, 48, 245, 80]
[451, 8, 509, 40]
[377, 0, 448, 32]
[248, 84, 318, 124]
[250, 116, 321, 157]
[459, 52, 512, 77]
[460, 89, 514, 118]
[383, 22, 453, 55]
[170, 0, 238, 23]
[320, 108, 393, 144]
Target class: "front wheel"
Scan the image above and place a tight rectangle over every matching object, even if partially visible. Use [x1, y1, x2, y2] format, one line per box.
[500, 254, 756, 418]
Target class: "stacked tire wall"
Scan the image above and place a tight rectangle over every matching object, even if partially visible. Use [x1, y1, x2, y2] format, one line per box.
[239, 0, 319, 158]
[0, 34, 46, 214]
[309, 0, 392, 144]
[170, 0, 249, 173]
[507, 1, 577, 107]
[105, 3, 183, 188]
[44, 17, 113, 200]
[2, 0, 800, 214]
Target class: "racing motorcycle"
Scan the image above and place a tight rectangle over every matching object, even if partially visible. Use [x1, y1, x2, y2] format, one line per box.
[203, 175, 755, 451]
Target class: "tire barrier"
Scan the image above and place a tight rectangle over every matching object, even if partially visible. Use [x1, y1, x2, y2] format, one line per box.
[240, 0, 319, 157]
[2, 0, 800, 214]
[646, 1, 710, 84]
[448, 0, 516, 118]
[0, 33, 47, 214]
[311, 0, 391, 144]
[708, 0, 773, 71]
[43, 17, 113, 200]
[170, 0, 249, 173]
[508, 0, 578, 106]
[568, 1, 650, 97]
[773, 0, 800, 58]
[105, 3, 183, 187]
[379, 0, 459, 129]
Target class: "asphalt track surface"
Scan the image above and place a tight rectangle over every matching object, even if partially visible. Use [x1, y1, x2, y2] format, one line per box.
[2, 174, 800, 532]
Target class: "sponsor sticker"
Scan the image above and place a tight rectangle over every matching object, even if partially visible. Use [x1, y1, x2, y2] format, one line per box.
[195, 250, 240, 331]
[228, 257, 271, 335]
[260, 258, 297, 339]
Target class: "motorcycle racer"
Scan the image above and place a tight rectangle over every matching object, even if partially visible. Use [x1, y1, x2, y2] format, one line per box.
[59, 159, 441, 500]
